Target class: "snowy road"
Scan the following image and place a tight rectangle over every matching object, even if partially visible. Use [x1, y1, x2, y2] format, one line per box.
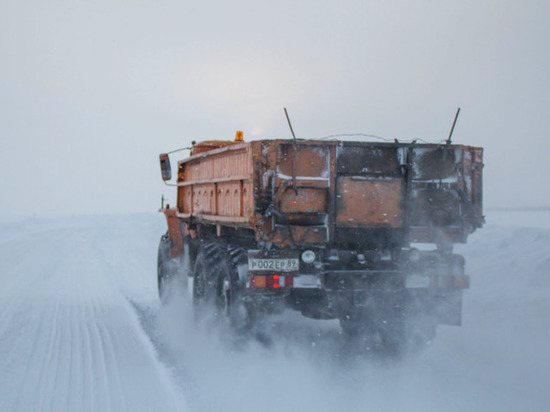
[0, 216, 186, 411]
[0, 212, 549, 411]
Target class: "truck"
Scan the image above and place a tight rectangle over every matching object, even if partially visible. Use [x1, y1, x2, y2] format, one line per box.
[157, 131, 483, 351]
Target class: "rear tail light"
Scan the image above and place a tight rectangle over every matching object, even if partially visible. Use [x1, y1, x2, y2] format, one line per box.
[248, 274, 294, 289]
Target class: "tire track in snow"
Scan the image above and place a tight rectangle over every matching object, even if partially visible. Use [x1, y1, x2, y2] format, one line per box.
[37, 301, 62, 412]
[3, 227, 78, 412]
[87, 301, 112, 412]
[97, 320, 127, 411]
[0, 217, 188, 411]
[0, 228, 72, 341]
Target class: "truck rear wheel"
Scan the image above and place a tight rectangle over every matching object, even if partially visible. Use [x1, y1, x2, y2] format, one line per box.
[192, 242, 251, 331]
[192, 243, 223, 323]
[217, 252, 250, 331]
[157, 234, 180, 304]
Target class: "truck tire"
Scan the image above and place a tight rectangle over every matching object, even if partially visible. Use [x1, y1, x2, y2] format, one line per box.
[192, 243, 251, 331]
[192, 242, 225, 323]
[157, 234, 180, 304]
[216, 251, 250, 331]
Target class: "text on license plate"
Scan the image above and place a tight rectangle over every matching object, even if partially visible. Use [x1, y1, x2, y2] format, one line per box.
[248, 258, 299, 272]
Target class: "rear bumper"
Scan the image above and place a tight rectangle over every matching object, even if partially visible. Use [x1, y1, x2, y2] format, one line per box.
[243, 270, 468, 325]
[246, 270, 469, 292]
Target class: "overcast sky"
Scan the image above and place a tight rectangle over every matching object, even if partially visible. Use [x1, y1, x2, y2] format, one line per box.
[1, 0, 549, 217]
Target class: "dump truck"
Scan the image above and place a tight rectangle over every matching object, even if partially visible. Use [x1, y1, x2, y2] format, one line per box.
[158, 132, 483, 351]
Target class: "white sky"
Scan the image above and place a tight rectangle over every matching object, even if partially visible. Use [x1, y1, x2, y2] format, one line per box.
[1, 0, 549, 216]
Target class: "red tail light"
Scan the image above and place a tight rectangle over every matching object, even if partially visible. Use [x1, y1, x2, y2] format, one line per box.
[249, 274, 293, 288]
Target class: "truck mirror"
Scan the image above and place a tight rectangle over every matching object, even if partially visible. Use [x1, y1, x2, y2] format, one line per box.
[159, 153, 172, 181]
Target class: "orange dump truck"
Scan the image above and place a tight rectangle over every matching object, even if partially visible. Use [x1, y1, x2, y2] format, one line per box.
[158, 133, 483, 350]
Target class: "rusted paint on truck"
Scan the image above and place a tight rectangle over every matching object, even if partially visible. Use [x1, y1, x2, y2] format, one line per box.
[173, 139, 483, 247]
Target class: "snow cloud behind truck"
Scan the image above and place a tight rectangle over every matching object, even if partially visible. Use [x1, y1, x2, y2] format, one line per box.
[158, 133, 483, 352]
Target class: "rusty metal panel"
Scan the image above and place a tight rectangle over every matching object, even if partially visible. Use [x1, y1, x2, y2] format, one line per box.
[191, 183, 216, 214]
[337, 144, 400, 175]
[179, 186, 192, 214]
[408, 186, 461, 227]
[172, 138, 482, 246]
[217, 181, 243, 216]
[276, 143, 330, 180]
[162, 208, 183, 257]
[242, 180, 254, 217]
[177, 143, 255, 222]
[189, 140, 240, 155]
[278, 188, 327, 214]
[467, 146, 484, 228]
[336, 176, 403, 228]
[410, 147, 458, 180]
[180, 143, 252, 182]
[407, 145, 484, 241]
[270, 225, 328, 246]
[408, 146, 462, 232]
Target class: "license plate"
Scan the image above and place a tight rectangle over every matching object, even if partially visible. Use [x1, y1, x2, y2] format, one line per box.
[248, 258, 299, 272]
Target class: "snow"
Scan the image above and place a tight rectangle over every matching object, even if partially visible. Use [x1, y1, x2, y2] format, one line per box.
[1, 211, 549, 411]
[0, 215, 187, 412]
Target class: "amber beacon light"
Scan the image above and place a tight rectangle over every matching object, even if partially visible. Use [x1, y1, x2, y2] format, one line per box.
[235, 131, 244, 141]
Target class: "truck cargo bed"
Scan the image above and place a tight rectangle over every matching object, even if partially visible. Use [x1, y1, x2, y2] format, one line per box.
[175, 139, 483, 247]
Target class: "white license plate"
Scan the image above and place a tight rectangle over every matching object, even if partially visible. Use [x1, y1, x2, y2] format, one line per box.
[248, 258, 299, 272]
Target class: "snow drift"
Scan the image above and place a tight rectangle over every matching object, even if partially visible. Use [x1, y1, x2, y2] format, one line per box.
[0, 211, 548, 411]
